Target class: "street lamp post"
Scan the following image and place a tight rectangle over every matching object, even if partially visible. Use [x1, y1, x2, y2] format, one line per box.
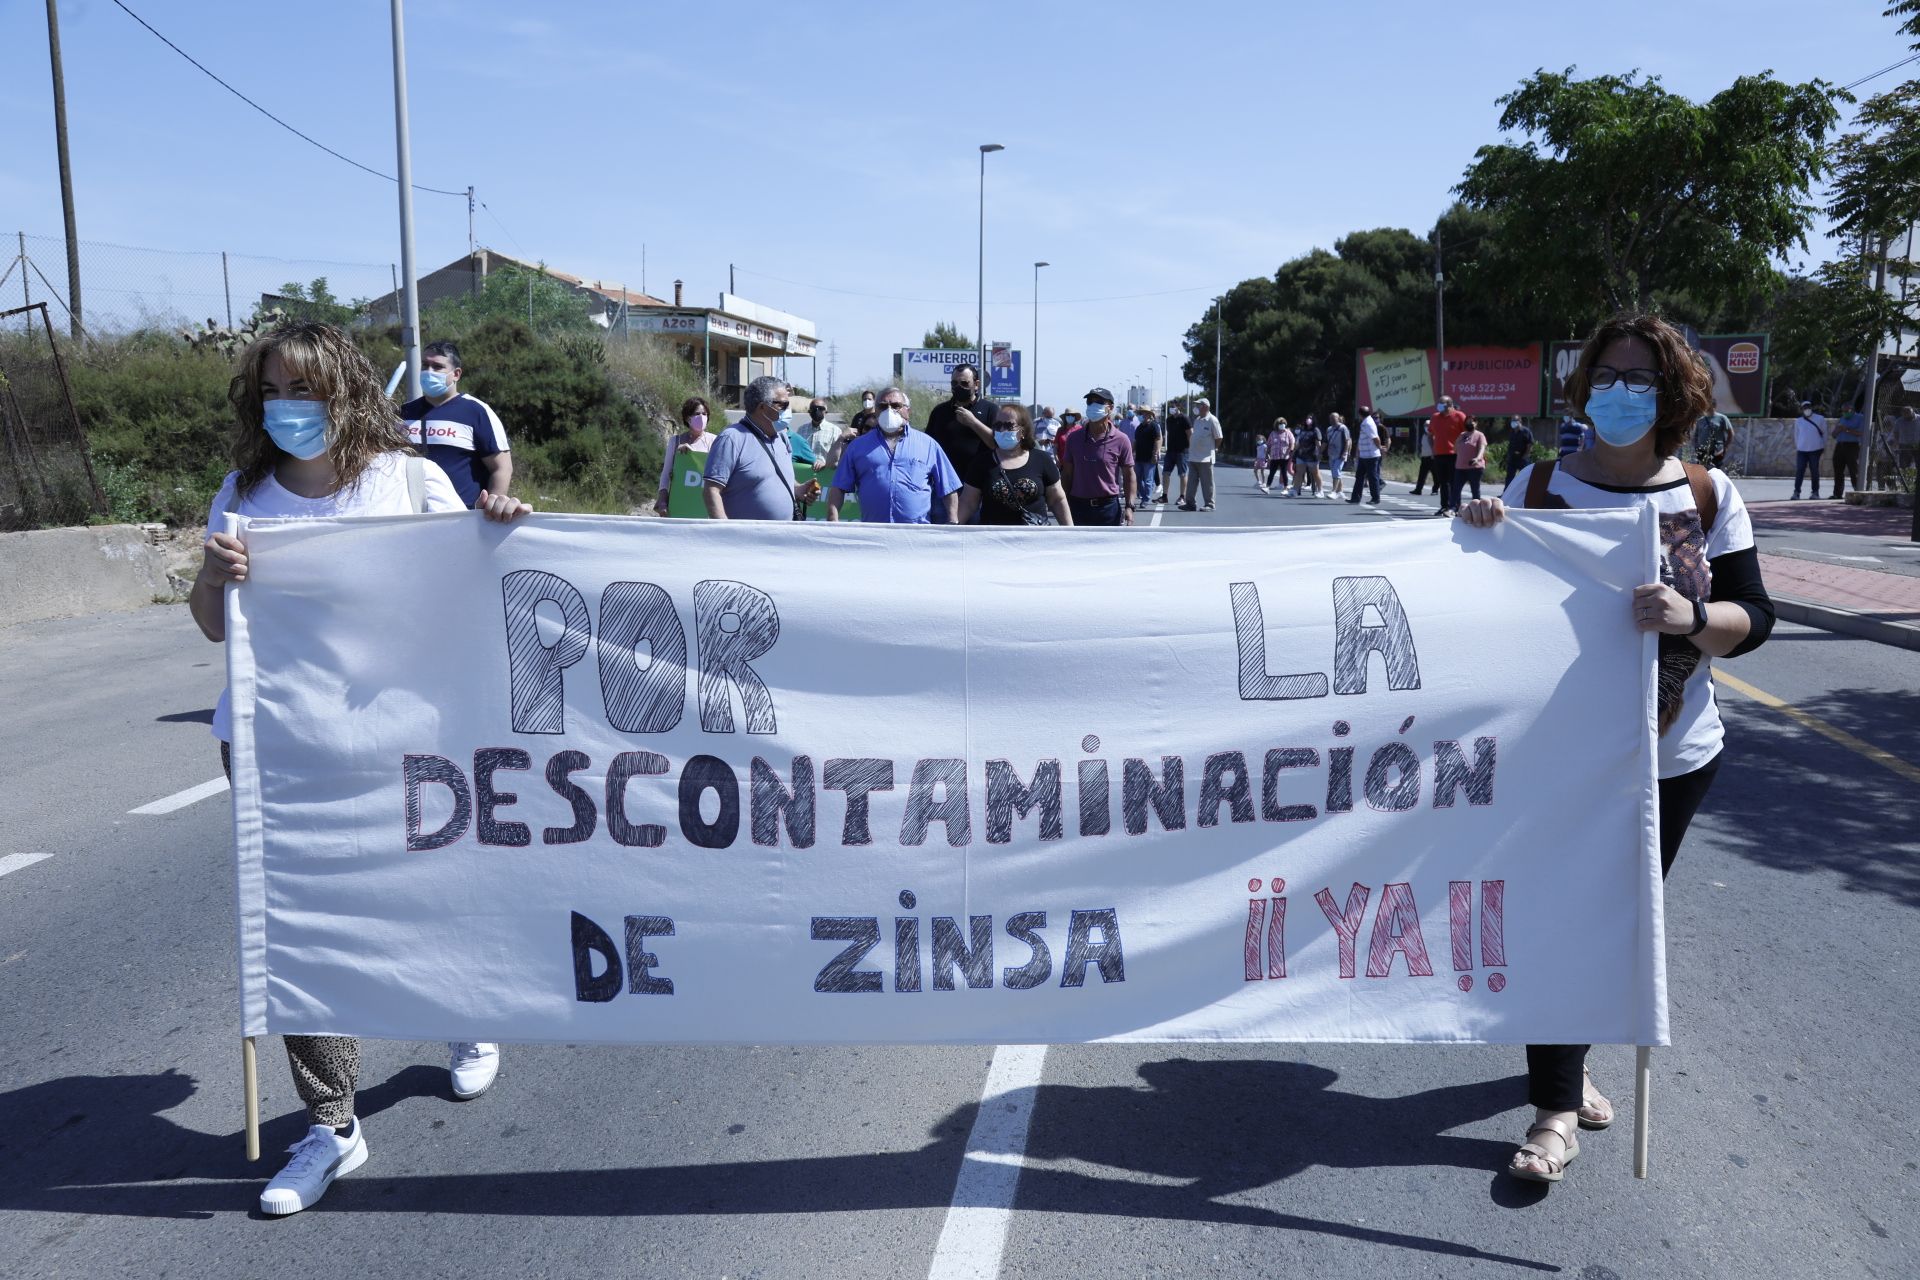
[1161, 354, 1169, 414]
[1032, 261, 1048, 413]
[389, 0, 422, 400]
[978, 144, 1004, 391]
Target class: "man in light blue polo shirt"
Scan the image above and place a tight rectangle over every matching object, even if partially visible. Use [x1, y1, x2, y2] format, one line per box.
[703, 376, 799, 521]
[826, 386, 961, 523]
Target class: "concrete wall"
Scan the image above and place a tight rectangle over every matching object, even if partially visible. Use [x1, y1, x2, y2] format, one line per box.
[0, 524, 197, 628]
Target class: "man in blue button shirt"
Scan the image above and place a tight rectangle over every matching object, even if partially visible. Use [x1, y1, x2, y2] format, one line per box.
[826, 386, 961, 523]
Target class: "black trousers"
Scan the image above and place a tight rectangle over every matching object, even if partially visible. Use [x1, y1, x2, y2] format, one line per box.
[1526, 752, 1723, 1110]
[1413, 457, 1437, 493]
[1432, 455, 1457, 511]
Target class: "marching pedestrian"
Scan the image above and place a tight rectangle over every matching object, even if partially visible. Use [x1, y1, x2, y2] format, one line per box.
[1831, 404, 1865, 499]
[703, 376, 800, 521]
[827, 386, 961, 523]
[1557, 412, 1586, 459]
[1059, 386, 1136, 525]
[1426, 395, 1466, 516]
[1895, 404, 1920, 473]
[1346, 407, 1384, 505]
[1267, 419, 1293, 492]
[400, 340, 511, 510]
[1324, 413, 1352, 500]
[925, 363, 996, 522]
[958, 402, 1073, 525]
[1463, 313, 1776, 1186]
[1453, 415, 1488, 506]
[1790, 400, 1826, 499]
[1503, 415, 1535, 489]
[654, 395, 714, 516]
[1181, 397, 1223, 510]
[1160, 405, 1191, 503]
[1033, 405, 1061, 457]
[1291, 416, 1322, 497]
[193, 322, 532, 1216]
[1134, 409, 1162, 507]
[1410, 414, 1437, 495]
[1253, 433, 1269, 489]
[1692, 403, 1732, 471]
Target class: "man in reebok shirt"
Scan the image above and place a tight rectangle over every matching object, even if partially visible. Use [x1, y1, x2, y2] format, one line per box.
[400, 340, 512, 508]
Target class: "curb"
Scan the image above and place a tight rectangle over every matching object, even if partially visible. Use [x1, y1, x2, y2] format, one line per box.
[1772, 594, 1920, 652]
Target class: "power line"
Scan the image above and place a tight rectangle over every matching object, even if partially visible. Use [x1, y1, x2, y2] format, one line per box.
[480, 203, 525, 257]
[1843, 51, 1920, 92]
[107, 0, 464, 198]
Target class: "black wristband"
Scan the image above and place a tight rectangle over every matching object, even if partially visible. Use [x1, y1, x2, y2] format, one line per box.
[1688, 598, 1709, 637]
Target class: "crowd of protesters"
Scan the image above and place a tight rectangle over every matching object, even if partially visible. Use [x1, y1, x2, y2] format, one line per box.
[195, 314, 1790, 1214]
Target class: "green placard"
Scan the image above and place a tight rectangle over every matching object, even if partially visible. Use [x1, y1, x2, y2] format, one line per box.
[663, 452, 858, 521]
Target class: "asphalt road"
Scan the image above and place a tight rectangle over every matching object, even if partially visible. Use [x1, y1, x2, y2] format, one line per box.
[3, 471, 1916, 1279]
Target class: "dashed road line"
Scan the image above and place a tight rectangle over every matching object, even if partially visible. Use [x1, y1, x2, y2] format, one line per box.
[0, 853, 54, 880]
[129, 776, 230, 815]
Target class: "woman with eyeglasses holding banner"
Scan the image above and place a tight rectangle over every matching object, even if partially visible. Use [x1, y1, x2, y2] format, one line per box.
[1457, 313, 1776, 1186]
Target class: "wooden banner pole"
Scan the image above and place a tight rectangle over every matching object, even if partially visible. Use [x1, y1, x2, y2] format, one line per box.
[243, 1036, 261, 1162]
[1633, 1045, 1651, 1179]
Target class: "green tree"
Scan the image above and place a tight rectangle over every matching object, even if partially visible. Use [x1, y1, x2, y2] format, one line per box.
[1457, 69, 1843, 319]
[258, 277, 366, 328]
[424, 263, 598, 341]
[921, 321, 973, 350]
[1889, 0, 1920, 46]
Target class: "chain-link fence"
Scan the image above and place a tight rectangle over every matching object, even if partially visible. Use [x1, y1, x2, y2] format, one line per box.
[0, 302, 104, 529]
[8, 232, 397, 338]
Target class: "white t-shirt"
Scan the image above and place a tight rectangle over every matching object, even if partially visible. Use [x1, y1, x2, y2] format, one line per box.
[1793, 413, 1827, 452]
[1190, 414, 1223, 463]
[1358, 416, 1382, 459]
[205, 452, 465, 741]
[1506, 462, 1753, 779]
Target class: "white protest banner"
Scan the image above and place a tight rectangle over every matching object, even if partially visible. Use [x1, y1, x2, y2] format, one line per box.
[227, 509, 1664, 1048]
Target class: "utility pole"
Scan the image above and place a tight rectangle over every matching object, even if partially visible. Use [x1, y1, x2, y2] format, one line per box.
[1434, 224, 1447, 404]
[45, 0, 82, 340]
[389, 0, 422, 398]
[729, 263, 735, 297]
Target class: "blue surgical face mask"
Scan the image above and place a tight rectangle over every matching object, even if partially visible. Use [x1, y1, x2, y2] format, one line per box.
[1085, 403, 1110, 422]
[263, 399, 330, 459]
[773, 406, 793, 429]
[994, 429, 1020, 450]
[420, 369, 452, 398]
[1585, 381, 1659, 447]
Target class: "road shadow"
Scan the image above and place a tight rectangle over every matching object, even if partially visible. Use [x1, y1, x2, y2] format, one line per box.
[156, 709, 215, 724]
[0, 1062, 1553, 1269]
[1706, 683, 1920, 908]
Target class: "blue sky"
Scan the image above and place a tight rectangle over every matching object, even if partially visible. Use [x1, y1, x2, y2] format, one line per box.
[0, 0, 1904, 407]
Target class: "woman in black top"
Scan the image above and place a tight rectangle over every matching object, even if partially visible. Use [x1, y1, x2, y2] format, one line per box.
[958, 403, 1073, 525]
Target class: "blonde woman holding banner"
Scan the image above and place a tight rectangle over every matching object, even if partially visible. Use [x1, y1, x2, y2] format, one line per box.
[1457, 313, 1776, 1185]
[190, 323, 530, 1215]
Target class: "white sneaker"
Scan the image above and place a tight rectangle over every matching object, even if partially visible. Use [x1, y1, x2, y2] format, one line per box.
[449, 1041, 500, 1099]
[260, 1120, 367, 1215]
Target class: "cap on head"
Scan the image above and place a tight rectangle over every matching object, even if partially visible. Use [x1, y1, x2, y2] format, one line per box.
[1084, 386, 1115, 405]
[1195, 397, 1210, 408]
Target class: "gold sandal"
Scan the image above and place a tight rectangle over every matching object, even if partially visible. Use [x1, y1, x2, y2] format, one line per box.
[1579, 1067, 1615, 1131]
[1509, 1114, 1580, 1184]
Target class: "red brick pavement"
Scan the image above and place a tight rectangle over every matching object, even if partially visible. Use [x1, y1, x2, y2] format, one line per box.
[1747, 501, 1911, 538]
[1759, 554, 1920, 625]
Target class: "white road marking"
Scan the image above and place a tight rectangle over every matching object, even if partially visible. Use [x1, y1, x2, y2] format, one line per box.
[0, 853, 53, 880]
[926, 1044, 1048, 1280]
[129, 776, 230, 815]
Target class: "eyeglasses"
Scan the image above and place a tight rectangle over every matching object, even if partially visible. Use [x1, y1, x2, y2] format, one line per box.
[880, 401, 908, 412]
[1588, 367, 1659, 393]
